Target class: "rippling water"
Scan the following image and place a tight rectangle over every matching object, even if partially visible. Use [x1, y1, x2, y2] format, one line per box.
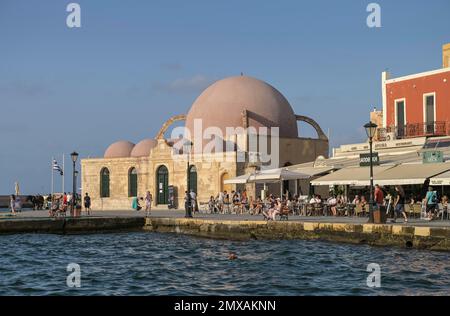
[0, 232, 449, 295]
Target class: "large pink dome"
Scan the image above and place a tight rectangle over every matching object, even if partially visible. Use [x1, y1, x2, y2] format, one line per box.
[104, 141, 135, 158]
[131, 139, 157, 157]
[185, 76, 298, 139]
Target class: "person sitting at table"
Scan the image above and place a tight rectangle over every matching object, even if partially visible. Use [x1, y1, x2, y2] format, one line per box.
[265, 198, 282, 221]
[327, 195, 338, 216]
[361, 196, 367, 207]
[208, 196, 216, 213]
[309, 195, 320, 204]
[352, 195, 361, 205]
[232, 191, 240, 203]
[286, 199, 294, 214]
[224, 191, 230, 204]
[336, 195, 347, 216]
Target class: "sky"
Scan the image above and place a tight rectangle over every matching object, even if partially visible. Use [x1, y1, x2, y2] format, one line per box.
[0, 0, 449, 194]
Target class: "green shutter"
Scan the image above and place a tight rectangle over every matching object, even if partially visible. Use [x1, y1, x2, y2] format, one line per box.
[129, 168, 138, 197]
[101, 169, 110, 198]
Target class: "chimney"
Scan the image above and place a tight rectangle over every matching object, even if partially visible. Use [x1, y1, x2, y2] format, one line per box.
[443, 43, 450, 68]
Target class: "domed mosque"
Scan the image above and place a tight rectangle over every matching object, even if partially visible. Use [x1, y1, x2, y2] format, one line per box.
[81, 75, 328, 210]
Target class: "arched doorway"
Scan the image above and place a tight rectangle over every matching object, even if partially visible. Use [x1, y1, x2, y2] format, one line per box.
[221, 172, 232, 193]
[156, 165, 169, 204]
[189, 165, 197, 193]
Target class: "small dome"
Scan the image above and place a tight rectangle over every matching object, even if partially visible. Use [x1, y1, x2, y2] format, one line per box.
[131, 139, 157, 157]
[104, 141, 135, 158]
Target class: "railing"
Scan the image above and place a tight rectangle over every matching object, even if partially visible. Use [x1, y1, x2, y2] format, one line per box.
[377, 121, 450, 141]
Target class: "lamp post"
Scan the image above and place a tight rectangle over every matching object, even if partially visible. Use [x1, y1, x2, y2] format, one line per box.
[364, 122, 378, 223]
[184, 141, 193, 218]
[70, 151, 79, 215]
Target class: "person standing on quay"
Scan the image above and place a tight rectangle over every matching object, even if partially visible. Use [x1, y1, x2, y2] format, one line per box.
[10, 195, 16, 214]
[145, 191, 153, 217]
[393, 185, 408, 223]
[374, 184, 385, 208]
[84, 193, 91, 215]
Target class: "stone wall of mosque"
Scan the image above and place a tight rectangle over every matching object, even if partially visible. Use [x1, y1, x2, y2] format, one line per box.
[81, 137, 328, 211]
[81, 156, 152, 211]
[81, 139, 239, 211]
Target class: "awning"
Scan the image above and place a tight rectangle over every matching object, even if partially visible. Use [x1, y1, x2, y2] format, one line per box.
[287, 166, 336, 177]
[310, 166, 393, 186]
[430, 170, 450, 186]
[251, 168, 310, 183]
[224, 168, 310, 184]
[374, 163, 450, 186]
[223, 174, 251, 184]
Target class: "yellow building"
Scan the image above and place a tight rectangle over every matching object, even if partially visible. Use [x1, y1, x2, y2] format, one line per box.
[81, 76, 329, 210]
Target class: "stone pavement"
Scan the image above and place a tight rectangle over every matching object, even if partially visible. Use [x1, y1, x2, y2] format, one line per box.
[1, 208, 450, 228]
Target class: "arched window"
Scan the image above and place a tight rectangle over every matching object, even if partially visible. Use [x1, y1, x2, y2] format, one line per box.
[100, 168, 110, 198]
[156, 165, 169, 204]
[189, 165, 197, 194]
[128, 167, 138, 197]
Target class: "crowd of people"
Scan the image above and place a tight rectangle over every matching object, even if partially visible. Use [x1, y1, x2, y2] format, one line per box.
[47, 192, 89, 217]
[200, 185, 449, 222]
[9, 185, 448, 222]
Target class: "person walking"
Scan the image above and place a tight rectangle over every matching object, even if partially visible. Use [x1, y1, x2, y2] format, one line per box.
[184, 191, 192, 218]
[425, 186, 438, 220]
[145, 191, 153, 217]
[393, 185, 408, 223]
[84, 193, 91, 215]
[190, 189, 198, 213]
[10, 195, 16, 214]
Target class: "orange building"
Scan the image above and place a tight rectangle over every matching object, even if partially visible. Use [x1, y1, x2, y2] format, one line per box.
[379, 44, 450, 141]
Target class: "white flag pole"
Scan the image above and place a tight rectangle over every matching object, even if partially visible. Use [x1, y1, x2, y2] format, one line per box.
[62, 153, 65, 194]
[51, 156, 54, 197]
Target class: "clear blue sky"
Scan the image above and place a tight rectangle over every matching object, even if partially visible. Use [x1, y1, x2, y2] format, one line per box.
[1, 0, 449, 194]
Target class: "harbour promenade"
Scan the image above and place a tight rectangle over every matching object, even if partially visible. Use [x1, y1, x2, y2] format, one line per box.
[1, 209, 450, 251]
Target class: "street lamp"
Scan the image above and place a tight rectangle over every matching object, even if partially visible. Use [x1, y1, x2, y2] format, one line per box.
[364, 122, 377, 223]
[183, 141, 193, 218]
[70, 151, 79, 215]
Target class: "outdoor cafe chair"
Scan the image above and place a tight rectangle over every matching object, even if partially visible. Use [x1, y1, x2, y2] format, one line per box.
[346, 204, 356, 217]
[313, 203, 323, 216]
[336, 204, 346, 216]
[354, 204, 364, 217]
[437, 203, 449, 220]
[306, 204, 314, 216]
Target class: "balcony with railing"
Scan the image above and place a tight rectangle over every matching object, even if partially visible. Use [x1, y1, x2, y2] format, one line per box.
[376, 121, 450, 141]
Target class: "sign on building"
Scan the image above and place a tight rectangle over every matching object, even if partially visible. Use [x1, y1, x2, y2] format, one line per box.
[422, 151, 444, 164]
[360, 153, 380, 167]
